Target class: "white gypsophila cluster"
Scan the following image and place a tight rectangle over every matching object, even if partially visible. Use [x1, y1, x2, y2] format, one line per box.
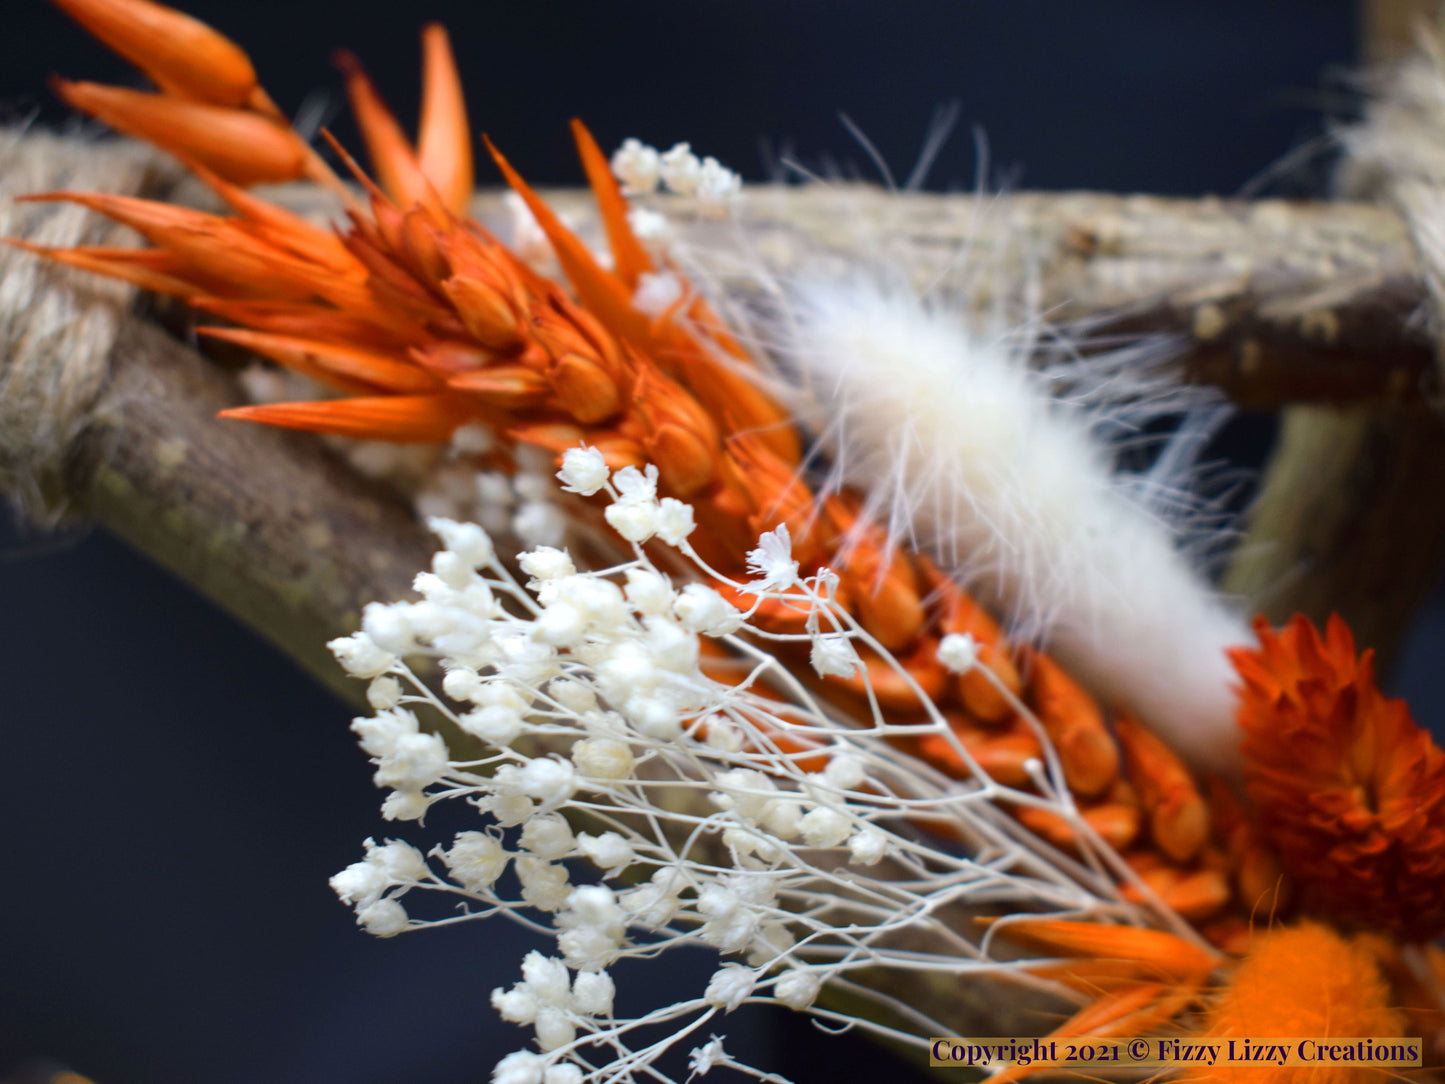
[329, 445, 1173, 1084]
[416, 442, 568, 550]
[611, 138, 742, 210]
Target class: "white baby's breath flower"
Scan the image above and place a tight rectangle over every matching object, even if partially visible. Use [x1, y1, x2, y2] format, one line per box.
[492, 983, 540, 1025]
[611, 137, 661, 194]
[521, 814, 576, 860]
[624, 567, 675, 615]
[848, 828, 889, 866]
[673, 583, 742, 636]
[773, 967, 822, 1010]
[694, 156, 741, 208]
[570, 969, 615, 1015]
[570, 737, 635, 781]
[329, 631, 396, 678]
[445, 831, 510, 891]
[518, 758, 579, 810]
[557, 446, 609, 496]
[516, 857, 572, 912]
[703, 964, 755, 1012]
[746, 524, 799, 591]
[612, 463, 659, 503]
[627, 207, 672, 255]
[356, 897, 409, 937]
[544, 1065, 583, 1084]
[937, 631, 980, 674]
[653, 497, 696, 545]
[374, 730, 449, 791]
[519, 546, 576, 584]
[688, 1036, 729, 1078]
[427, 517, 495, 567]
[604, 499, 658, 543]
[492, 1050, 546, 1084]
[633, 270, 684, 318]
[380, 788, 430, 821]
[330, 860, 388, 909]
[799, 807, 851, 848]
[659, 142, 702, 195]
[360, 601, 417, 656]
[534, 1007, 576, 1051]
[576, 831, 635, 873]
[351, 707, 419, 759]
[809, 635, 860, 678]
[448, 421, 494, 456]
[364, 837, 429, 883]
[521, 951, 572, 1006]
[822, 752, 867, 791]
[514, 501, 567, 548]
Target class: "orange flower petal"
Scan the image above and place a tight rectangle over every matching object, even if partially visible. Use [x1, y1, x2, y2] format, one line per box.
[51, 0, 258, 107]
[417, 25, 473, 216]
[1232, 614, 1445, 940]
[335, 50, 441, 216]
[52, 79, 304, 185]
[570, 118, 654, 289]
[219, 395, 472, 442]
[198, 328, 440, 394]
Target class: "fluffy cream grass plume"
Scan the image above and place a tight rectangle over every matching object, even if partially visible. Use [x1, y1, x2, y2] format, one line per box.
[773, 275, 1248, 772]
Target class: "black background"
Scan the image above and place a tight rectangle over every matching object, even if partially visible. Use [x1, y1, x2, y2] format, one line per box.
[9, 4, 1440, 1084]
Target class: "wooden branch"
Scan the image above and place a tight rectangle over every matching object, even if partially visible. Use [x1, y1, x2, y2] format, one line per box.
[4, 131, 1443, 689]
[337, 181, 1431, 409]
[65, 318, 435, 704]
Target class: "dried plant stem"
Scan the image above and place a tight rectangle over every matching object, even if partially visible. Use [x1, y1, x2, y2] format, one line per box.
[3, 132, 1444, 698]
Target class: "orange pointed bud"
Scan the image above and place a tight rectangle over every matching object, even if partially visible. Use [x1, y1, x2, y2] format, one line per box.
[185, 160, 358, 273]
[193, 299, 409, 352]
[990, 918, 1218, 983]
[4, 237, 197, 297]
[570, 119, 653, 288]
[1119, 852, 1231, 923]
[399, 208, 452, 287]
[833, 640, 947, 711]
[1022, 648, 1118, 798]
[51, 0, 258, 107]
[549, 353, 623, 425]
[198, 328, 439, 394]
[444, 275, 525, 351]
[485, 136, 648, 343]
[53, 79, 304, 185]
[645, 423, 719, 498]
[417, 25, 473, 216]
[446, 366, 552, 410]
[1013, 783, 1143, 853]
[918, 714, 1041, 788]
[931, 580, 1020, 723]
[1114, 715, 1209, 863]
[220, 395, 471, 442]
[409, 341, 500, 376]
[840, 555, 925, 653]
[335, 50, 440, 215]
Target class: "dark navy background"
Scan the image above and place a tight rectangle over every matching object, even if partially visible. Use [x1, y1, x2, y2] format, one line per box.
[2, 4, 1411, 1084]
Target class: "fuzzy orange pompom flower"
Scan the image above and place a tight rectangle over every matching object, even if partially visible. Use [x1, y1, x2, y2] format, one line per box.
[1230, 614, 1445, 941]
[1181, 921, 1407, 1083]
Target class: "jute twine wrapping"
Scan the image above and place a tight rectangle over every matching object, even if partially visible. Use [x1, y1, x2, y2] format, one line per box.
[0, 128, 171, 523]
[1341, 24, 1445, 379]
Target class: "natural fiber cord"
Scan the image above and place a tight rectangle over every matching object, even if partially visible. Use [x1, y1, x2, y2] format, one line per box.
[0, 128, 167, 523]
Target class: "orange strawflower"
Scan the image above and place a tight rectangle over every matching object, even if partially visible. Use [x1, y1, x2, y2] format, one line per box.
[1231, 614, 1445, 941]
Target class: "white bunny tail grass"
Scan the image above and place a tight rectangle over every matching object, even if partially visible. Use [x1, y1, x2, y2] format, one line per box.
[774, 274, 1249, 774]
